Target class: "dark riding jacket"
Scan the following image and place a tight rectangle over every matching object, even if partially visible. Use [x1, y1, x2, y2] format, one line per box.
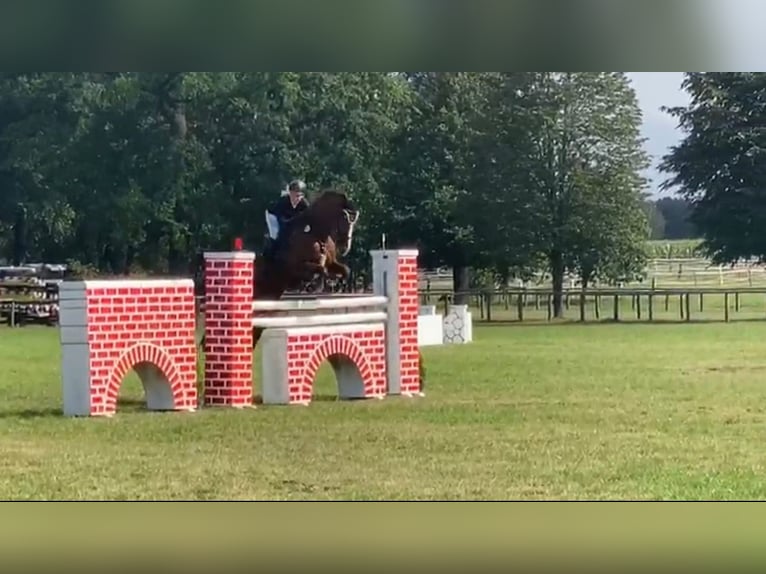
[267, 195, 310, 225]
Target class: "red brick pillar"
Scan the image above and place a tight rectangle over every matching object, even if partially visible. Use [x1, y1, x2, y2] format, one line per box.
[203, 251, 255, 407]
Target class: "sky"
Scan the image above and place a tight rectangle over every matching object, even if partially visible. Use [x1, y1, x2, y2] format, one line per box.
[626, 72, 690, 199]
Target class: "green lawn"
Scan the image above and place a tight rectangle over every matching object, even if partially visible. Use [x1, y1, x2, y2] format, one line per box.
[3, 321, 766, 500]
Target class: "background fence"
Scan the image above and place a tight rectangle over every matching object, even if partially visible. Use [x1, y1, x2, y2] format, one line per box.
[420, 287, 766, 324]
[5, 255, 766, 327]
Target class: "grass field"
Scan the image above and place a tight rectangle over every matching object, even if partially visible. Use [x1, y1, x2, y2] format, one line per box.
[3, 321, 766, 500]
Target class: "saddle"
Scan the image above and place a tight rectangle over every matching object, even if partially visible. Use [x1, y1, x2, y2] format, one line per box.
[265, 215, 327, 265]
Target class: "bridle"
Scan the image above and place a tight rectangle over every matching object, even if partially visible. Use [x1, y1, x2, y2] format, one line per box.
[311, 208, 359, 258]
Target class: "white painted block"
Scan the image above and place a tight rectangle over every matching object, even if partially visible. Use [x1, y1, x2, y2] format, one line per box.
[59, 325, 90, 345]
[58, 302, 88, 329]
[418, 315, 444, 346]
[61, 343, 92, 417]
[261, 329, 290, 405]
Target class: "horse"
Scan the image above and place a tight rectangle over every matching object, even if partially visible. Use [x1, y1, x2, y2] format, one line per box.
[250, 188, 359, 348]
[270, 189, 359, 289]
[194, 189, 360, 351]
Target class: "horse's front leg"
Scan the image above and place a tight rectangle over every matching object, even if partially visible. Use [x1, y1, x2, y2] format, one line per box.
[302, 260, 328, 279]
[325, 260, 350, 279]
[297, 262, 326, 294]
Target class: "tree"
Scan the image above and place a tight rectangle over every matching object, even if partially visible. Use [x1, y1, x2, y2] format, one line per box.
[471, 73, 551, 286]
[523, 73, 650, 315]
[0, 73, 84, 263]
[660, 73, 766, 264]
[288, 72, 413, 270]
[0, 72, 651, 294]
[385, 72, 499, 301]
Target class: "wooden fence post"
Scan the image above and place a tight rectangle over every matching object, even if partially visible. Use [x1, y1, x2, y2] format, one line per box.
[685, 293, 691, 322]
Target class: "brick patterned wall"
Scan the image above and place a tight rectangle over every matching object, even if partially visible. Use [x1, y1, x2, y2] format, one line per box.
[59, 280, 197, 417]
[279, 326, 386, 405]
[396, 254, 421, 395]
[203, 252, 255, 408]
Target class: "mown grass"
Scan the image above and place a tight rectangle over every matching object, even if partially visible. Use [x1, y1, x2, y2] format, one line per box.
[3, 321, 766, 500]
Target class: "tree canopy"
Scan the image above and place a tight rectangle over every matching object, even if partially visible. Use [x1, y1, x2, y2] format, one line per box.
[661, 72, 766, 264]
[1, 72, 653, 303]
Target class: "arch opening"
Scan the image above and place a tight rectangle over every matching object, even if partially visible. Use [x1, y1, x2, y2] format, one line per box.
[312, 354, 366, 401]
[302, 334, 382, 403]
[111, 361, 177, 414]
[106, 343, 194, 415]
[117, 362, 177, 412]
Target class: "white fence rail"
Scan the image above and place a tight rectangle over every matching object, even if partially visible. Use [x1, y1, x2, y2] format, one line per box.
[252, 295, 388, 312]
[252, 311, 387, 328]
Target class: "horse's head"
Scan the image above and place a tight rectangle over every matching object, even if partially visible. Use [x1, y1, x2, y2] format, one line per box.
[311, 189, 360, 256]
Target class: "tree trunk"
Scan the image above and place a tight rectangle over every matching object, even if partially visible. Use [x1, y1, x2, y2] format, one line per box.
[12, 204, 27, 266]
[124, 245, 136, 275]
[453, 265, 471, 305]
[550, 249, 565, 318]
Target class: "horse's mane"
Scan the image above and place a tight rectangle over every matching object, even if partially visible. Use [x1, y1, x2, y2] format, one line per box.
[284, 189, 351, 233]
[296, 189, 347, 218]
[311, 188, 347, 202]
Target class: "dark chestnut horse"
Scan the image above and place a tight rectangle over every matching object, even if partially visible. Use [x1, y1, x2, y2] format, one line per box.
[195, 190, 360, 347]
[268, 189, 359, 290]
[250, 190, 359, 348]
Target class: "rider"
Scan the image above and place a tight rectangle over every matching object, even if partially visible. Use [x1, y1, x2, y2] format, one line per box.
[264, 179, 310, 260]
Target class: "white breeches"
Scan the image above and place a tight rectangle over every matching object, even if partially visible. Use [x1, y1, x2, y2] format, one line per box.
[265, 212, 279, 239]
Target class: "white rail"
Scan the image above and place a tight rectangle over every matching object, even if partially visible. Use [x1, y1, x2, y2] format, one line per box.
[252, 296, 388, 312]
[252, 311, 387, 329]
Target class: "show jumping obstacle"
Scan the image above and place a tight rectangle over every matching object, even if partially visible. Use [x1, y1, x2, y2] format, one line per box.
[202, 249, 421, 407]
[59, 249, 423, 416]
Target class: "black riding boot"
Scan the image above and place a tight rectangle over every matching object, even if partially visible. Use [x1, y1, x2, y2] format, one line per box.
[265, 236, 282, 263]
[263, 237, 275, 261]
